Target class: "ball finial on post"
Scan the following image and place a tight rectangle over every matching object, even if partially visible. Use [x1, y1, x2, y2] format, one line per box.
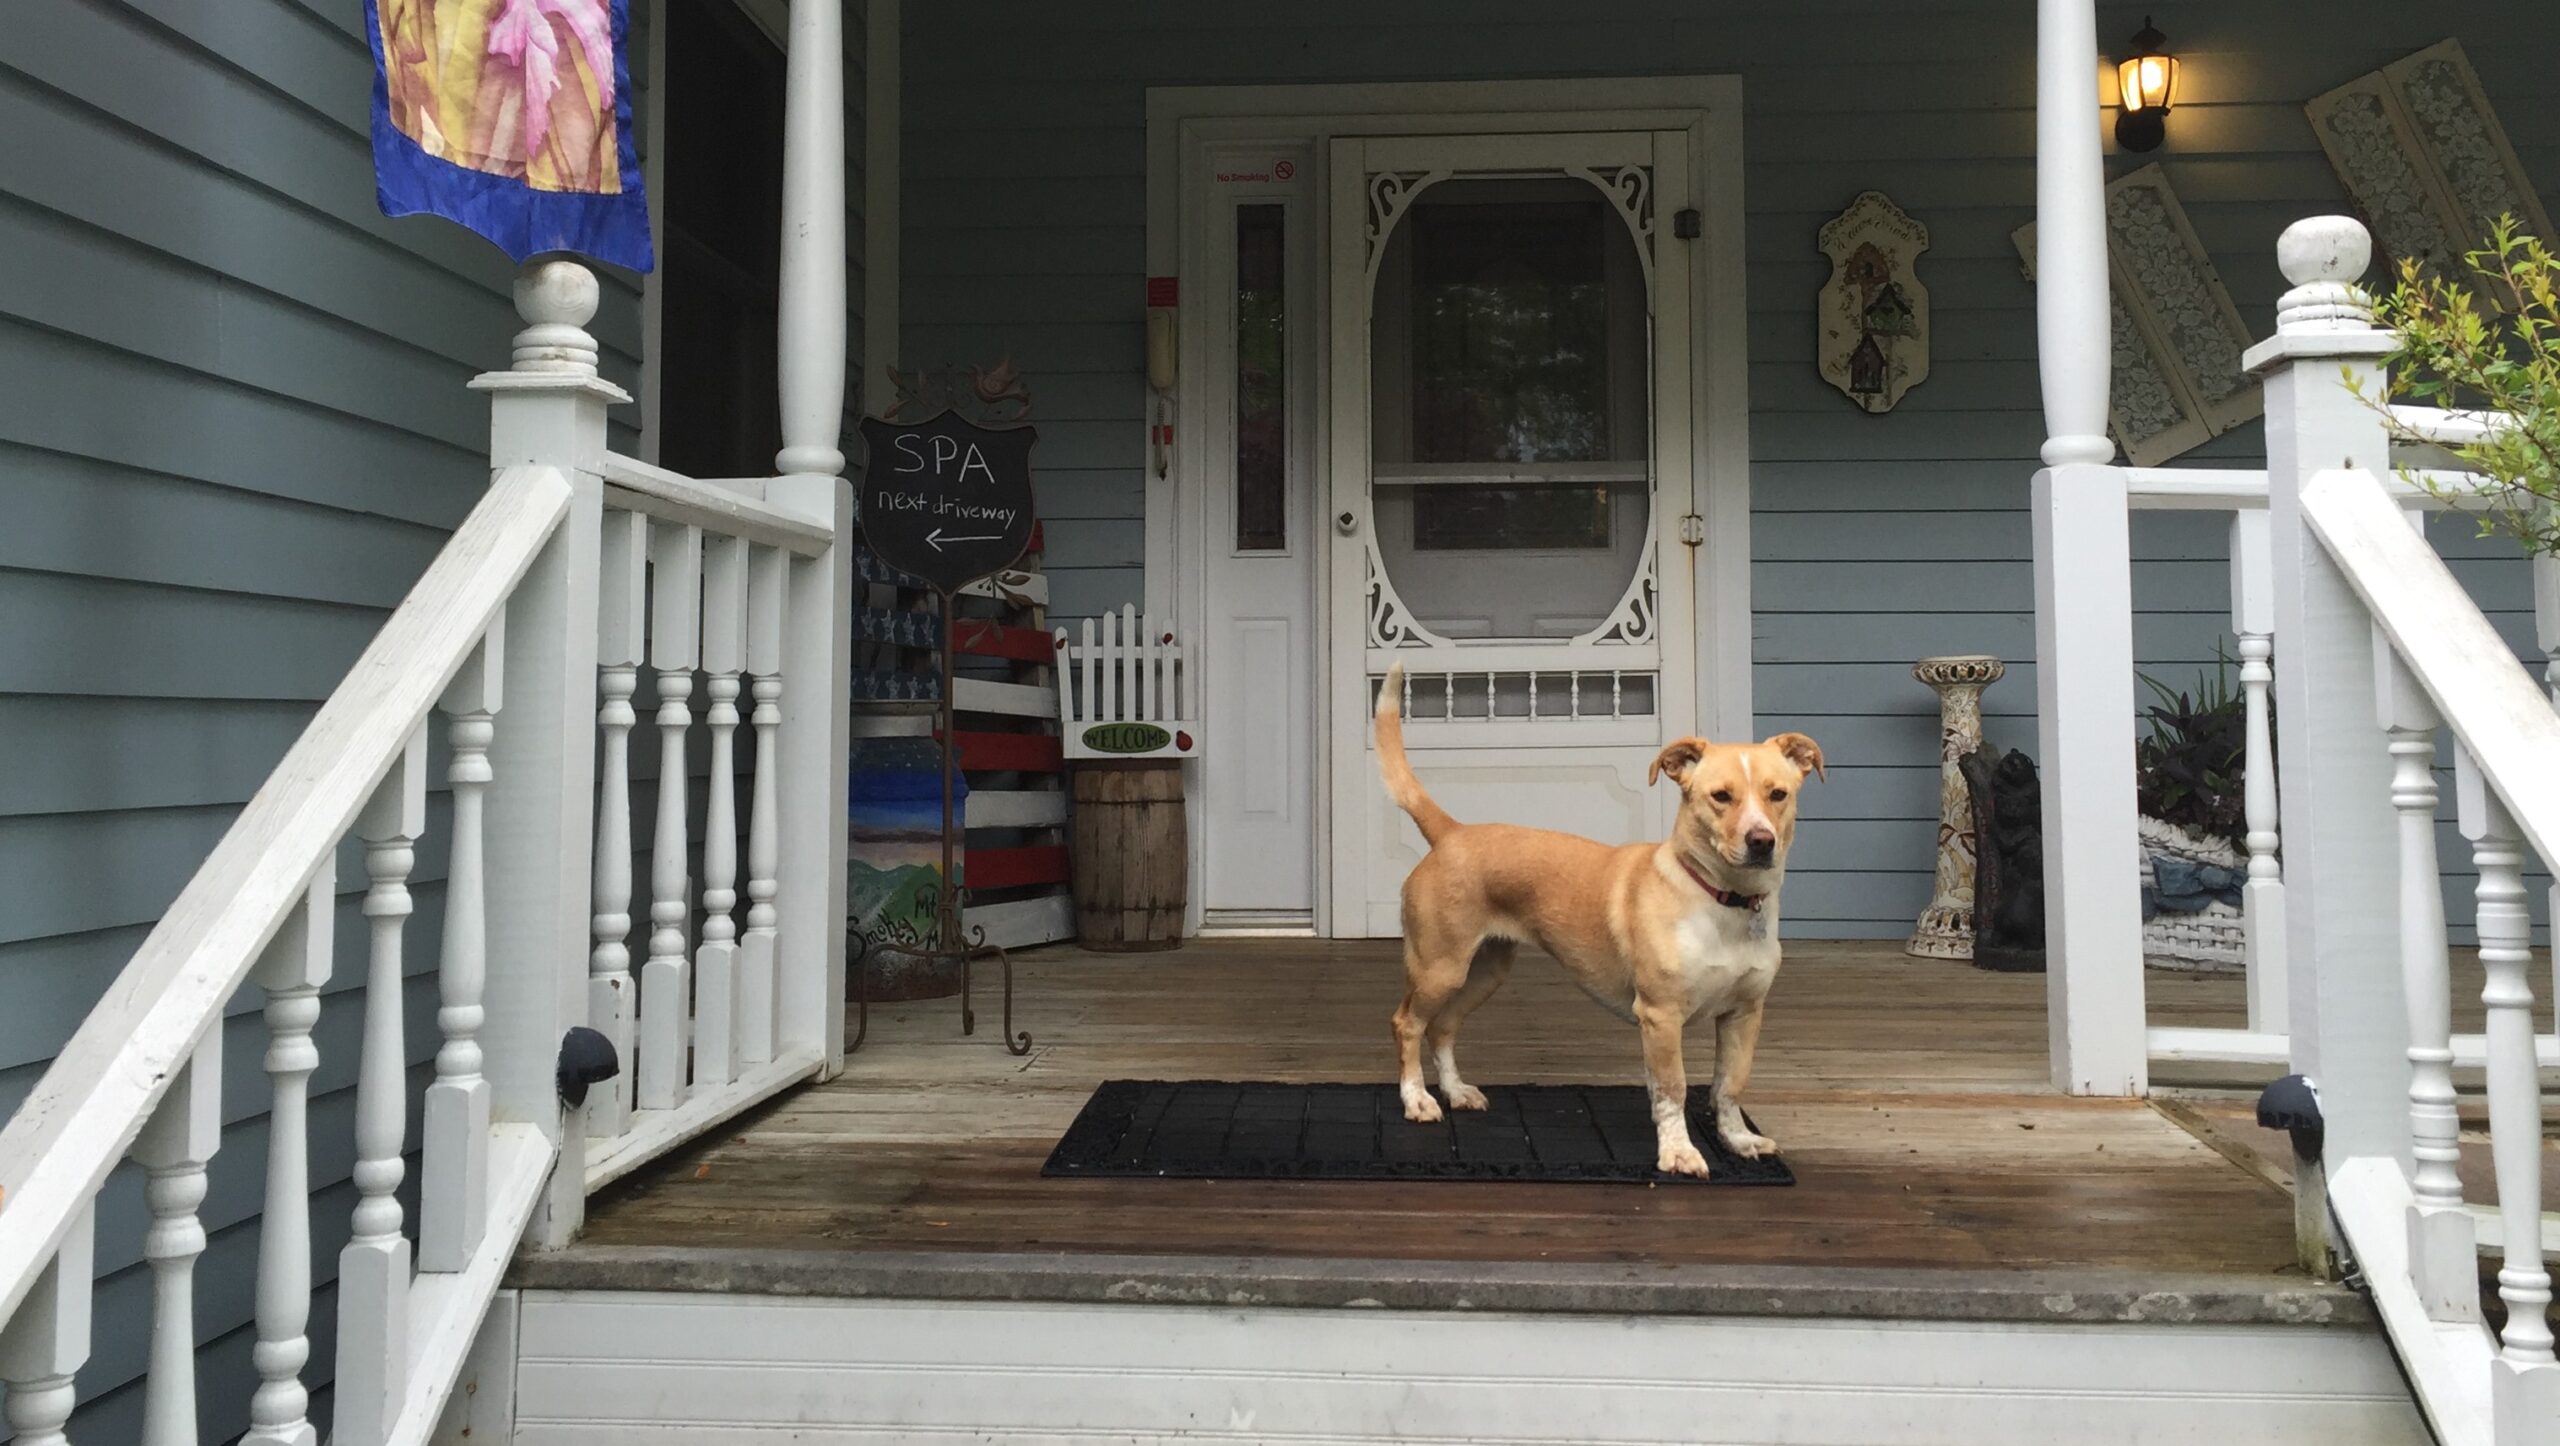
[510, 258, 602, 376]
[2274, 216, 2378, 335]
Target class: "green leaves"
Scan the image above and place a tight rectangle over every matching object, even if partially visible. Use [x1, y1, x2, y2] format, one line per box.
[2363, 214, 2560, 555]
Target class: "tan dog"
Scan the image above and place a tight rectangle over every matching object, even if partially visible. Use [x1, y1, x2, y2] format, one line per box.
[1374, 664, 1824, 1177]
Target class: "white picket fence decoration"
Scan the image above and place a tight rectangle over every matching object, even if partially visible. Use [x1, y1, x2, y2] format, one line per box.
[1054, 606, 1200, 761]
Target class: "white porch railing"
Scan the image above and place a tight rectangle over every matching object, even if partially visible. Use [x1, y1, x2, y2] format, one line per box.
[2246, 215, 2559, 1444]
[0, 259, 852, 1443]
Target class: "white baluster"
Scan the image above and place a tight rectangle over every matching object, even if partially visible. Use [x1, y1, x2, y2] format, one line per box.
[337, 735, 425, 1446]
[1571, 671, 1583, 719]
[589, 508, 648, 1136]
[738, 544, 786, 1068]
[640, 522, 703, 1112]
[242, 868, 334, 1446]
[697, 535, 750, 1088]
[2377, 651, 2475, 1321]
[131, 1031, 220, 1446]
[2230, 511, 2287, 1036]
[424, 631, 501, 1274]
[0, 1205, 92, 1446]
[2454, 752, 2559, 1404]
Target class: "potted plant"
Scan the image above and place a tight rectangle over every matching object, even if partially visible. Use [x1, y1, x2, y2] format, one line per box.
[2363, 214, 2560, 555]
[2133, 663, 2254, 972]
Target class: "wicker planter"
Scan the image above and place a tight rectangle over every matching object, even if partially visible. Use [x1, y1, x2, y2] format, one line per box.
[2137, 816, 2246, 973]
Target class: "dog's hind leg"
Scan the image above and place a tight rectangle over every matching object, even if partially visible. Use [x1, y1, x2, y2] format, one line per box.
[1392, 933, 1476, 1124]
[1428, 939, 1513, 1112]
[1710, 1001, 1778, 1159]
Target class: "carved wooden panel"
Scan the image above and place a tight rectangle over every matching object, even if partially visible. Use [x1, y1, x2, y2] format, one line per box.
[2306, 39, 2555, 277]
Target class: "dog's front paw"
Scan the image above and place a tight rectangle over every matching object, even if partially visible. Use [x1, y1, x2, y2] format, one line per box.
[1656, 1139, 1711, 1178]
[1719, 1127, 1779, 1159]
[1401, 1086, 1445, 1123]
[1443, 1083, 1489, 1112]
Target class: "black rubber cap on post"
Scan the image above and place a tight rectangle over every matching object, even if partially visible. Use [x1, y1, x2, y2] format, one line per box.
[2256, 1073, 2323, 1162]
[557, 1026, 620, 1108]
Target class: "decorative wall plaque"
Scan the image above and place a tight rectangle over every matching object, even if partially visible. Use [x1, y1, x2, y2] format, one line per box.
[2011, 165, 2257, 466]
[2306, 39, 2554, 278]
[1817, 192, 1930, 413]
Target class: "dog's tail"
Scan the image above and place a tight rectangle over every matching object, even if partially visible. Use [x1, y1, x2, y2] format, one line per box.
[1374, 663, 1459, 847]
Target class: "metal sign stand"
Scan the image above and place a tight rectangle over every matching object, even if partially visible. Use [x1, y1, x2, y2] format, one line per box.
[852, 587, 1031, 1057]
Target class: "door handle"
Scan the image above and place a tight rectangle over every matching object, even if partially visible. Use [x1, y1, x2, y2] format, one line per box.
[1337, 510, 1357, 534]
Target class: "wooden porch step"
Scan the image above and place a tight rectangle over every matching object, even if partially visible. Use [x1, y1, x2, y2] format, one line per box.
[510, 1244, 2362, 1329]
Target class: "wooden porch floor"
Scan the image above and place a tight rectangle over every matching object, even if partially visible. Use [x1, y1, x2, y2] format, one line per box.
[570, 940, 2329, 1286]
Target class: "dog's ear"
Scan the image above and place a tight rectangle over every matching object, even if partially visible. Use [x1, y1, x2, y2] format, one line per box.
[1765, 731, 1827, 782]
[1648, 737, 1707, 786]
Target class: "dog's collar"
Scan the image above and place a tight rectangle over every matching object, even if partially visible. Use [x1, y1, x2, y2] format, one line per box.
[1677, 853, 1764, 912]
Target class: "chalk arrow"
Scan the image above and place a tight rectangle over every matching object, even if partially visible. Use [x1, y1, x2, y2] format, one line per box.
[925, 528, 1002, 551]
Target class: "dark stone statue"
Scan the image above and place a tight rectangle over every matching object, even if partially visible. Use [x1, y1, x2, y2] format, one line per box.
[1960, 746, 2046, 972]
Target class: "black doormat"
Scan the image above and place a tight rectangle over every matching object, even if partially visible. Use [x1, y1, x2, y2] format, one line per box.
[1040, 1080, 1794, 1186]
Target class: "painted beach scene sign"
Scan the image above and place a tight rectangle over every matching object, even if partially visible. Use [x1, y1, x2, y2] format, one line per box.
[857, 411, 1039, 594]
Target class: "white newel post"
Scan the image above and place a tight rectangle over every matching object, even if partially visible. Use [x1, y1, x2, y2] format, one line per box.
[2031, 0, 2144, 1094]
[474, 260, 618, 1249]
[772, 0, 855, 1076]
[2247, 219, 2405, 1238]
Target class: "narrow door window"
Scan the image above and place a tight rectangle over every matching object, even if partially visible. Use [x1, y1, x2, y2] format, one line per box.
[1234, 203, 1288, 552]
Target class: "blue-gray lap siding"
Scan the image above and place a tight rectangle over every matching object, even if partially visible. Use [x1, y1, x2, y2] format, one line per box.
[0, 0, 865, 1437]
[894, 0, 2560, 940]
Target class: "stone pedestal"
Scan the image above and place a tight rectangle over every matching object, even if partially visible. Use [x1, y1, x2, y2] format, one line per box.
[1907, 655, 2005, 959]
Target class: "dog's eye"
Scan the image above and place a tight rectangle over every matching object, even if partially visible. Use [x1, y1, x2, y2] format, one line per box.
[1709, 789, 1733, 804]
[1769, 788, 1789, 803]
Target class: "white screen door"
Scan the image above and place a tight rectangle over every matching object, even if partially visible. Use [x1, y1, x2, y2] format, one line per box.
[1326, 130, 1701, 936]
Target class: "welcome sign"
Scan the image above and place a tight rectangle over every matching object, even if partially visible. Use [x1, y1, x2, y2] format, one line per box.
[856, 411, 1038, 594]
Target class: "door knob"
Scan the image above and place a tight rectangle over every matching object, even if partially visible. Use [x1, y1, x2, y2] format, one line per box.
[1337, 510, 1357, 533]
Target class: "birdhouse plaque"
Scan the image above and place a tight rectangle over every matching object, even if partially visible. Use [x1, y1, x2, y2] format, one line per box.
[1817, 192, 1931, 413]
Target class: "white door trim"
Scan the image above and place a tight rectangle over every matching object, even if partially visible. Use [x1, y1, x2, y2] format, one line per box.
[1144, 76, 1752, 937]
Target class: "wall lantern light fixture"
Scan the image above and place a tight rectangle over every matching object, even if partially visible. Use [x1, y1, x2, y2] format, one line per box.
[2115, 17, 2179, 153]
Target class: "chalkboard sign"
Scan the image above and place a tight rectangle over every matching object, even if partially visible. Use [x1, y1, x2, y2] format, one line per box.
[857, 411, 1039, 594]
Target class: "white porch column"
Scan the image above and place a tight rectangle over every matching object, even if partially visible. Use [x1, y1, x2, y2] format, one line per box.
[771, 0, 855, 1076]
[2248, 219, 2404, 1196]
[2031, 0, 2145, 1093]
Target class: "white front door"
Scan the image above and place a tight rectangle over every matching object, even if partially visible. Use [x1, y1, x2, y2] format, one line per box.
[1326, 130, 1703, 936]
[1197, 147, 1319, 930]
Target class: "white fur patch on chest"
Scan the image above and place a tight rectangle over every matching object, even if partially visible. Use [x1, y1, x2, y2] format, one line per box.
[1672, 901, 1780, 1017]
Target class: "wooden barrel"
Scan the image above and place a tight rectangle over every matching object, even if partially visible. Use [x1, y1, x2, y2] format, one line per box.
[1070, 761, 1186, 951]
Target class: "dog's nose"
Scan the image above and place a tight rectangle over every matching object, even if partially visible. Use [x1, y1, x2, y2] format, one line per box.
[1743, 827, 1776, 864]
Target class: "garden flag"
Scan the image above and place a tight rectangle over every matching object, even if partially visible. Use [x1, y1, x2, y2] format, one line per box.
[365, 0, 654, 272]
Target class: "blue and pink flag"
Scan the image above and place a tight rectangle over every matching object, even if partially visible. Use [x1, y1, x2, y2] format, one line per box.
[364, 0, 654, 272]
